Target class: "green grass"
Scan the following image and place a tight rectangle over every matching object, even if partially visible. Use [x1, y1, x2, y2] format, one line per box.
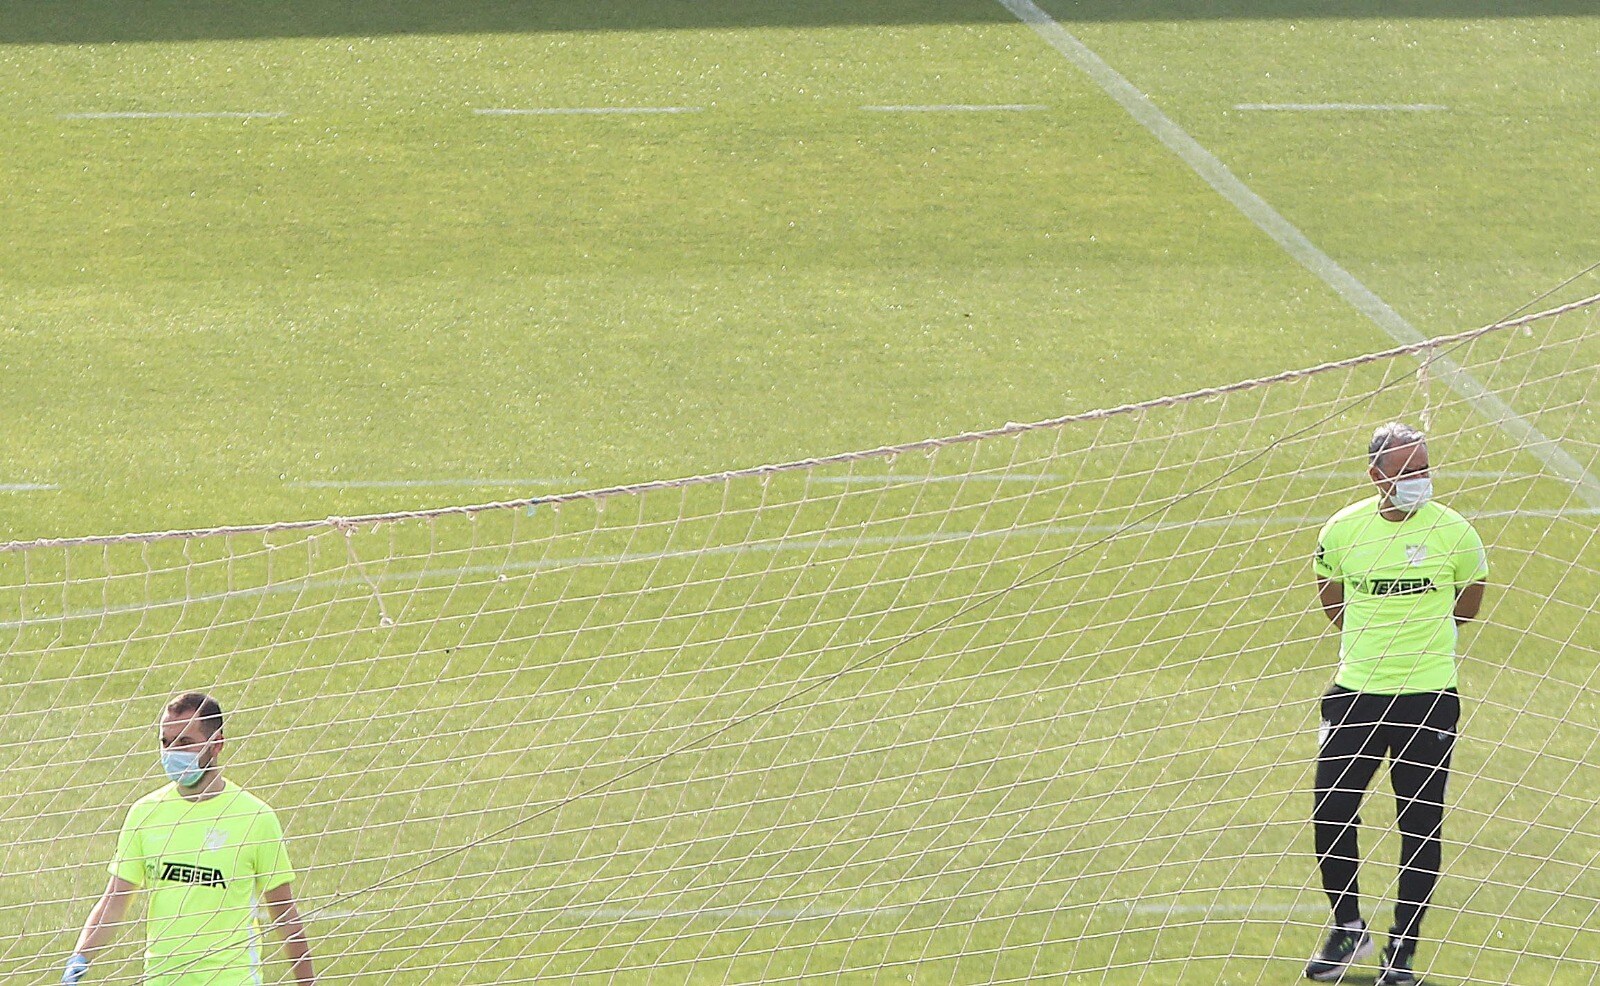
[1, 3, 1598, 984]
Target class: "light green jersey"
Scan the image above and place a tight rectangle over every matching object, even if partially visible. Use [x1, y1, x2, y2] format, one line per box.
[110, 780, 294, 986]
[1314, 495, 1488, 694]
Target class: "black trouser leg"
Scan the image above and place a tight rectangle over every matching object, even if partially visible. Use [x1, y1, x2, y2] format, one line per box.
[1386, 691, 1459, 948]
[1313, 689, 1385, 926]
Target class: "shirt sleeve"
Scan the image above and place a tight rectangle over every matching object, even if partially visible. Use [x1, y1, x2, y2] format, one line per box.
[1313, 518, 1341, 580]
[254, 807, 296, 894]
[1453, 521, 1489, 587]
[109, 806, 146, 886]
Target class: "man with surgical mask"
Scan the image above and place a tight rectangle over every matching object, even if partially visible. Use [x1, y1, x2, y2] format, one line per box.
[1303, 423, 1488, 985]
[63, 692, 316, 985]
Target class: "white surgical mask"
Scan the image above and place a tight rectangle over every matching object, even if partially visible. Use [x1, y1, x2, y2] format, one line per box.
[1389, 476, 1432, 512]
[160, 749, 206, 787]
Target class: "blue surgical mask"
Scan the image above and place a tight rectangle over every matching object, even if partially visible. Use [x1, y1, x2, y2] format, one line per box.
[1390, 476, 1433, 512]
[160, 749, 206, 787]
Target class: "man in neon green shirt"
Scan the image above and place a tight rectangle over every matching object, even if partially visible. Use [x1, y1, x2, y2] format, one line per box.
[65, 692, 316, 986]
[1303, 423, 1487, 985]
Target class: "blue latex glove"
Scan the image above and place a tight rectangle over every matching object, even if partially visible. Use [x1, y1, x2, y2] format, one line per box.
[62, 954, 90, 984]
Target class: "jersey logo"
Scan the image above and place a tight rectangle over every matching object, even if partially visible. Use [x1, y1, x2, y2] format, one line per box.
[159, 861, 227, 888]
[1359, 577, 1435, 596]
[204, 828, 228, 851]
[1405, 545, 1428, 566]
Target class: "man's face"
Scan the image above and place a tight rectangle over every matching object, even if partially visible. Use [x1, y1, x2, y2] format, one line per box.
[159, 710, 222, 771]
[1369, 441, 1430, 500]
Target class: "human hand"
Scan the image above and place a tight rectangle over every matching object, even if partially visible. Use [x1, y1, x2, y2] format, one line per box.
[62, 953, 90, 984]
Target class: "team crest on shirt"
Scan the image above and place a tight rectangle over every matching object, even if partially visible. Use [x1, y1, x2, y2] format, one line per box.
[204, 828, 228, 851]
[1405, 545, 1428, 566]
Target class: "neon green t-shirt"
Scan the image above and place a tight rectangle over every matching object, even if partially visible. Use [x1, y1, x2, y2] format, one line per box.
[110, 780, 294, 986]
[1314, 495, 1488, 694]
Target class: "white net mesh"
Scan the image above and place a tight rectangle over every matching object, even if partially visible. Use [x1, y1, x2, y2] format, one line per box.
[3, 296, 1597, 984]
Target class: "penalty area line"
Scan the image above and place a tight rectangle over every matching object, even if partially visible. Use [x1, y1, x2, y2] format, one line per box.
[0, 483, 58, 492]
[995, 0, 1600, 510]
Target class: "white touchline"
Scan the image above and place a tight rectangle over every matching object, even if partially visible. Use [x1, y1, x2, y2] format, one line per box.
[861, 104, 1049, 112]
[289, 479, 582, 489]
[0, 483, 58, 492]
[994, 0, 1600, 511]
[473, 107, 702, 116]
[5, 506, 1595, 630]
[1234, 103, 1447, 112]
[59, 111, 285, 120]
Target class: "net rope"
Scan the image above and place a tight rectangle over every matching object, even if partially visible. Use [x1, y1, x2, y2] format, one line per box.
[3, 294, 1597, 984]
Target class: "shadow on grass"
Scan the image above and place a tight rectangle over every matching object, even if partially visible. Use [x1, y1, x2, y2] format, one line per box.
[2, 0, 1594, 46]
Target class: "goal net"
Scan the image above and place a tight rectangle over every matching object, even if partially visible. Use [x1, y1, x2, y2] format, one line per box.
[4, 296, 1597, 985]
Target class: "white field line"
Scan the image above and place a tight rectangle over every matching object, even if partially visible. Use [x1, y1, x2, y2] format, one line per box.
[3, 506, 1594, 631]
[473, 107, 702, 116]
[995, 0, 1600, 511]
[0, 483, 57, 492]
[1234, 103, 1447, 112]
[861, 103, 1048, 112]
[59, 111, 285, 120]
[289, 479, 581, 489]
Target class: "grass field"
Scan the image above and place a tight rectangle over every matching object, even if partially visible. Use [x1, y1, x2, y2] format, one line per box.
[2, 2, 1598, 984]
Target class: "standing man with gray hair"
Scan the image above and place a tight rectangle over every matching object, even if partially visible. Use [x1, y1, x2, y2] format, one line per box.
[1303, 423, 1488, 985]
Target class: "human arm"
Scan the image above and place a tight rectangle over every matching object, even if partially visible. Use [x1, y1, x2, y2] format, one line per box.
[263, 882, 315, 986]
[1313, 523, 1343, 630]
[1454, 580, 1486, 624]
[66, 874, 138, 977]
[1317, 577, 1345, 629]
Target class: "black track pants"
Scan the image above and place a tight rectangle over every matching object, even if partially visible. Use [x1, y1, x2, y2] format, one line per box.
[1312, 686, 1459, 944]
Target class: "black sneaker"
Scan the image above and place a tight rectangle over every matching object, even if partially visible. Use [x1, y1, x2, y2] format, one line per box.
[1305, 921, 1374, 981]
[1376, 940, 1418, 985]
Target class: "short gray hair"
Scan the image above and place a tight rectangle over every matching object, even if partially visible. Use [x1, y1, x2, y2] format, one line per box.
[1368, 421, 1427, 469]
